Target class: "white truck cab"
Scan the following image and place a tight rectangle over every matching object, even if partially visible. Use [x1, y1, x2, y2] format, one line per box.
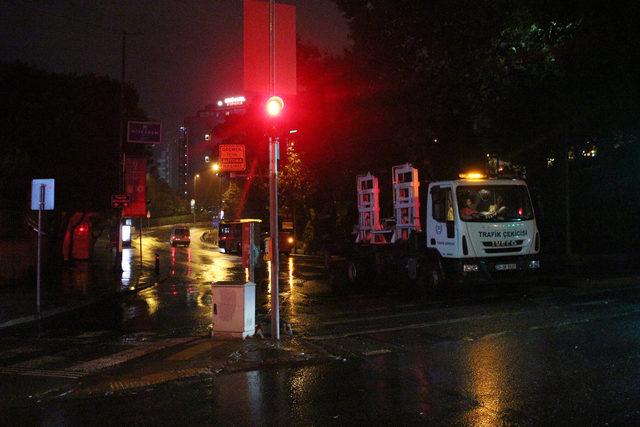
[426, 177, 541, 279]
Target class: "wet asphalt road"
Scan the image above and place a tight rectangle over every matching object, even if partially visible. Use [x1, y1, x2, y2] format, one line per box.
[2, 225, 640, 425]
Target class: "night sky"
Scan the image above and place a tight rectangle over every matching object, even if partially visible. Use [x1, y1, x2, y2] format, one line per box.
[0, 0, 350, 140]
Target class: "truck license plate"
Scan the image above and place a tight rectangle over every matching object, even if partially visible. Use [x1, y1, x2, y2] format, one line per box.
[495, 263, 517, 271]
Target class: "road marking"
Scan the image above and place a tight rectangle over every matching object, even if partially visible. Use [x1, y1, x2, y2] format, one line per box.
[69, 337, 196, 373]
[10, 355, 64, 368]
[320, 310, 442, 326]
[476, 308, 640, 340]
[0, 345, 39, 360]
[570, 299, 613, 307]
[108, 368, 212, 392]
[362, 349, 392, 356]
[308, 304, 640, 342]
[0, 366, 84, 379]
[306, 311, 530, 340]
[314, 304, 421, 319]
[76, 331, 111, 339]
[166, 339, 223, 361]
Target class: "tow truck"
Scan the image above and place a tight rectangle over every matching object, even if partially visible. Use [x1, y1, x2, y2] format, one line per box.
[341, 163, 541, 289]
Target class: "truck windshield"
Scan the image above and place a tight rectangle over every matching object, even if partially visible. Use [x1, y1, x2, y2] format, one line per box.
[456, 185, 534, 222]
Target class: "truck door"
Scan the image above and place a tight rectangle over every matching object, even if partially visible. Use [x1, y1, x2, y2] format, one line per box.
[427, 186, 457, 257]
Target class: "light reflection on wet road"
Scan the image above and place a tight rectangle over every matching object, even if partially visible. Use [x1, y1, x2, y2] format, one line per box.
[5, 225, 640, 424]
[80, 225, 326, 339]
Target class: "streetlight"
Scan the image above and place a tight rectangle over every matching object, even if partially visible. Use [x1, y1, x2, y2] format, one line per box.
[193, 174, 200, 213]
[211, 163, 222, 218]
[116, 30, 143, 259]
[193, 173, 200, 193]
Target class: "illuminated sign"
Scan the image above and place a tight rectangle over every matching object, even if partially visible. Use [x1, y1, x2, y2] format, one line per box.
[219, 144, 246, 172]
[127, 121, 162, 144]
[217, 96, 246, 108]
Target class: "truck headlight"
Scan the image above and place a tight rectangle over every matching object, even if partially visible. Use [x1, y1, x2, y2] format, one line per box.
[528, 260, 540, 269]
[463, 264, 479, 272]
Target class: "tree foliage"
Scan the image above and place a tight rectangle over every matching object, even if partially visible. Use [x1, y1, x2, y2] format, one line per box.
[0, 61, 146, 212]
[291, 1, 640, 252]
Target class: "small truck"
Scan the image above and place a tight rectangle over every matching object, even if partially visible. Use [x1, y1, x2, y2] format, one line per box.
[342, 164, 541, 289]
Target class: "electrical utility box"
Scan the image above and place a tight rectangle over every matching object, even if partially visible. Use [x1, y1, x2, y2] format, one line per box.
[212, 281, 256, 339]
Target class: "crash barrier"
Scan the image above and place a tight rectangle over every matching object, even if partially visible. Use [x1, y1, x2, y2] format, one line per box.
[200, 229, 219, 245]
[145, 213, 210, 228]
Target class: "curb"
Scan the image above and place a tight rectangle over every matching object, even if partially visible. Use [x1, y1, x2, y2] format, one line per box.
[0, 274, 168, 332]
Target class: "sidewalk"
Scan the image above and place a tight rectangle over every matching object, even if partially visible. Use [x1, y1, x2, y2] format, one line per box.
[70, 333, 337, 397]
[0, 236, 162, 330]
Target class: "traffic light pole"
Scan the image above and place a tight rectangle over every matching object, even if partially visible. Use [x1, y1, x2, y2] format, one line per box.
[267, 0, 281, 340]
[269, 136, 280, 340]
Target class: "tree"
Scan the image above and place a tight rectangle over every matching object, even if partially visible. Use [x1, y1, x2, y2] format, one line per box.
[146, 175, 188, 217]
[0, 61, 148, 264]
[222, 181, 241, 219]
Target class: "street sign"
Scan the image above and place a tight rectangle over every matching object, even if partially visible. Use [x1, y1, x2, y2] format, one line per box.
[111, 194, 131, 208]
[31, 178, 55, 317]
[127, 121, 162, 144]
[220, 144, 246, 172]
[123, 157, 147, 217]
[31, 179, 55, 210]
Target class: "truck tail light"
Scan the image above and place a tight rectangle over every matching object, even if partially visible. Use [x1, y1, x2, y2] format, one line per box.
[462, 235, 469, 255]
[534, 232, 540, 251]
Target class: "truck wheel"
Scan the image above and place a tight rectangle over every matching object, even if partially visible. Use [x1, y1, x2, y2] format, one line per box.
[347, 261, 359, 284]
[426, 257, 446, 292]
[407, 257, 418, 281]
[323, 250, 331, 271]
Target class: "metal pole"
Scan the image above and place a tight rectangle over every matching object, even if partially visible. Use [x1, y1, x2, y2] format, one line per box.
[139, 217, 143, 268]
[267, 0, 280, 339]
[249, 222, 256, 283]
[218, 173, 222, 214]
[564, 133, 572, 257]
[269, 137, 280, 339]
[37, 184, 44, 317]
[269, 0, 275, 96]
[117, 32, 126, 256]
[117, 31, 142, 259]
[193, 175, 197, 201]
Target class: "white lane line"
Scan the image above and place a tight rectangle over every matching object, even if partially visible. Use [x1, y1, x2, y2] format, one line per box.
[308, 304, 640, 341]
[10, 355, 64, 368]
[320, 310, 450, 326]
[570, 299, 613, 307]
[306, 311, 530, 340]
[477, 307, 640, 340]
[314, 304, 422, 319]
[362, 349, 392, 356]
[0, 367, 84, 379]
[69, 337, 196, 373]
[318, 295, 624, 329]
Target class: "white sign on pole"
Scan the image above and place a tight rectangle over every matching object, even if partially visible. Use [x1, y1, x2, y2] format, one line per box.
[31, 179, 55, 210]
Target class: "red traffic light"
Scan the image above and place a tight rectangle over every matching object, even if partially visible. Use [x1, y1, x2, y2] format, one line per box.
[266, 96, 284, 117]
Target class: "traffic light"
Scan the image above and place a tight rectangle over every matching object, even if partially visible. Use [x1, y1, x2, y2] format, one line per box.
[265, 96, 285, 137]
[266, 96, 284, 117]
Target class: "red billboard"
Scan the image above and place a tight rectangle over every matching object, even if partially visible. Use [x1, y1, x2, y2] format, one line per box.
[123, 157, 147, 217]
[243, 0, 297, 96]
